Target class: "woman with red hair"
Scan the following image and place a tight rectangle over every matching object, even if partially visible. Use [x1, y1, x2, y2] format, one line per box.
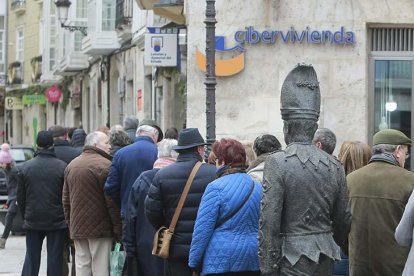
[189, 139, 261, 276]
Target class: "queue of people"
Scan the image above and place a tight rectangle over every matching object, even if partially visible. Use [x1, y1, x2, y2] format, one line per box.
[1, 65, 414, 276]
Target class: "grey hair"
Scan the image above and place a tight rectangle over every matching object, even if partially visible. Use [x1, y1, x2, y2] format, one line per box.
[85, 131, 107, 146]
[136, 125, 158, 138]
[372, 144, 398, 155]
[110, 124, 124, 132]
[123, 116, 139, 130]
[157, 139, 178, 158]
[109, 128, 131, 147]
[313, 128, 337, 155]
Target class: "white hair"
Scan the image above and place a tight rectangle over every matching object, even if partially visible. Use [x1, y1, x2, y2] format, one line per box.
[136, 125, 158, 138]
[157, 139, 178, 158]
[110, 124, 124, 132]
[85, 131, 107, 146]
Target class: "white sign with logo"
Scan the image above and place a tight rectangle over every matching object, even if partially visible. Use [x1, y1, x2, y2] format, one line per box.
[145, 33, 177, 67]
[5, 97, 23, 110]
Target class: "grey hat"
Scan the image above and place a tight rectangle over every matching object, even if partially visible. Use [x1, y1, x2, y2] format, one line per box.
[281, 64, 321, 121]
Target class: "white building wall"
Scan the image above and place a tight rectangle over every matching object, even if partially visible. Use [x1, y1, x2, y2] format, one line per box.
[186, 0, 414, 151]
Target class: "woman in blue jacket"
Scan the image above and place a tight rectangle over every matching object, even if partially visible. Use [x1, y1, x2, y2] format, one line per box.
[189, 138, 261, 276]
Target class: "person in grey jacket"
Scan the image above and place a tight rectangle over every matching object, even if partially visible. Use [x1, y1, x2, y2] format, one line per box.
[247, 134, 281, 183]
[396, 189, 414, 276]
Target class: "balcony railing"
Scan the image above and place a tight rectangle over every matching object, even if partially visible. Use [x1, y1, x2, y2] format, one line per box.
[116, 0, 133, 29]
[11, 0, 26, 14]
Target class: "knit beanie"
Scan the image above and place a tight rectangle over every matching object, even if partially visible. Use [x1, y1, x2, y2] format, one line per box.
[0, 145, 12, 164]
[37, 131, 54, 148]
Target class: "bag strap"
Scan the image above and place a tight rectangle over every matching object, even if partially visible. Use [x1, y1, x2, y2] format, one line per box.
[216, 180, 255, 228]
[169, 161, 202, 232]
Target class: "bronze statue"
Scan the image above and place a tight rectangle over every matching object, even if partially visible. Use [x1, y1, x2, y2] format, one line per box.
[259, 64, 351, 275]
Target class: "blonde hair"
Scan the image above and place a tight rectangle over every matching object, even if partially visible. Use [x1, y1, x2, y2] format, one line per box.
[338, 141, 372, 175]
[239, 140, 256, 166]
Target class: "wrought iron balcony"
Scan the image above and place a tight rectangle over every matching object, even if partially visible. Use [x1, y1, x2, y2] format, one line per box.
[116, 0, 133, 29]
[11, 0, 26, 15]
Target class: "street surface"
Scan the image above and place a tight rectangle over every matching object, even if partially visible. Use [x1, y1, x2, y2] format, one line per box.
[0, 222, 47, 275]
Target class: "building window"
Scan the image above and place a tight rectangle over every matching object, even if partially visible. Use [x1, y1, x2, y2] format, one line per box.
[102, 0, 115, 31]
[74, 0, 87, 51]
[370, 27, 414, 170]
[50, 16, 57, 70]
[16, 26, 24, 62]
[0, 16, 5, 74]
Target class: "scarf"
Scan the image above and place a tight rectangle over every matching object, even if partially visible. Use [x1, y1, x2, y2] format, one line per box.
[216, 163, 246, 178]
[369, 152, 400, 167]
[153, 157, 176, 169]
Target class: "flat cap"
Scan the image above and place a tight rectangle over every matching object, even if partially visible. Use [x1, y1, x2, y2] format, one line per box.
[48, 125, 67, 138]
[373, 129, 411, 146]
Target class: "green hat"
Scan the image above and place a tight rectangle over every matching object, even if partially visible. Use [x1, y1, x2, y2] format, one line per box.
[139, 119, 163, 142]
[373, 129, 411, 146]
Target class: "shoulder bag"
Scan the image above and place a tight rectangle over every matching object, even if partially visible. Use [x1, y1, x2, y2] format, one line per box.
[152, 161, 202, 258]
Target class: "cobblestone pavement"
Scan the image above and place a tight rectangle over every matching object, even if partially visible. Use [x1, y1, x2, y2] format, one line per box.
[0, 222, 47, 276]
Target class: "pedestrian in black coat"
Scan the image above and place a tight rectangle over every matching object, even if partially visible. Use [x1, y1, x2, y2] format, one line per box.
[17, 131, 67, 276]
[145, 128, 216, 276]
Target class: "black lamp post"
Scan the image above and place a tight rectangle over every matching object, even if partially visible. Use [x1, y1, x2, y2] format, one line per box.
[205, 0, 216, 154]
[55, 0, 87, 36]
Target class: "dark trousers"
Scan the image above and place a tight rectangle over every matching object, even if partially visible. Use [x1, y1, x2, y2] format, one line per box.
[206, 272, 260, 276]
[1, 210, 17, 239]
[62, 234, 76, 276]
[166, 260, 192, 276]
[21, 229, 66, 276]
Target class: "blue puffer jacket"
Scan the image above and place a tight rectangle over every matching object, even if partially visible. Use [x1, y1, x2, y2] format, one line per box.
[189, 172, 261, 275]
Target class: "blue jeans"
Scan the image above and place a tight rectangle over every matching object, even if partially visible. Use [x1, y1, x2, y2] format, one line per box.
[333, 250, 349, 276]
[21, 229, 66, 276]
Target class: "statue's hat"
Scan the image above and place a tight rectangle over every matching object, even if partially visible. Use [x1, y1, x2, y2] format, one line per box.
[281, 64, 321, 121]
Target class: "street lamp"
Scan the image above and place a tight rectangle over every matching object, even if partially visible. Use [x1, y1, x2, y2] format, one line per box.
[55, 0, 87, 36]
[205, 0, 216, 155]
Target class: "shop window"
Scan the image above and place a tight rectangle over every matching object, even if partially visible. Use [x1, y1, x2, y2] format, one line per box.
[371, 27, 414, 170]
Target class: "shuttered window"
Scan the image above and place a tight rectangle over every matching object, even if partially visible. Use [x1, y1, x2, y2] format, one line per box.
[371, 28, 414, 52]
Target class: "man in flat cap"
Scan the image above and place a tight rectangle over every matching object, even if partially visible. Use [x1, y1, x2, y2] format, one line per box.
[48, 125, 81, 164]
[348, 129, 414, 275]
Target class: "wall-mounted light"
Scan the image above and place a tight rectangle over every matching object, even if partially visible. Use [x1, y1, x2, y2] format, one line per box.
[55, 0, 87, 36]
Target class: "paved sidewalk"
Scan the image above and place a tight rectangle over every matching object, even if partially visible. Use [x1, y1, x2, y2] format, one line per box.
[0, 222, 47, 276]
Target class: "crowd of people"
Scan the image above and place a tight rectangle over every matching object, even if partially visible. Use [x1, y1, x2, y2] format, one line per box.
[1, 66, 414, 276]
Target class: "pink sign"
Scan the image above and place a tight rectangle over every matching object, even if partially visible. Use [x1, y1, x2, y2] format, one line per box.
[45, 86, 62, 103]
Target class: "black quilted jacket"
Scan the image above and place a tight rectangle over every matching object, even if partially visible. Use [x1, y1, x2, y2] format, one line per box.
[17, 149, 67, 230]
[145, 152, 216, 261]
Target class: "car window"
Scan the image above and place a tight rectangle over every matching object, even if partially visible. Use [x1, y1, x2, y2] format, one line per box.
[10, 149, 34, 162]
